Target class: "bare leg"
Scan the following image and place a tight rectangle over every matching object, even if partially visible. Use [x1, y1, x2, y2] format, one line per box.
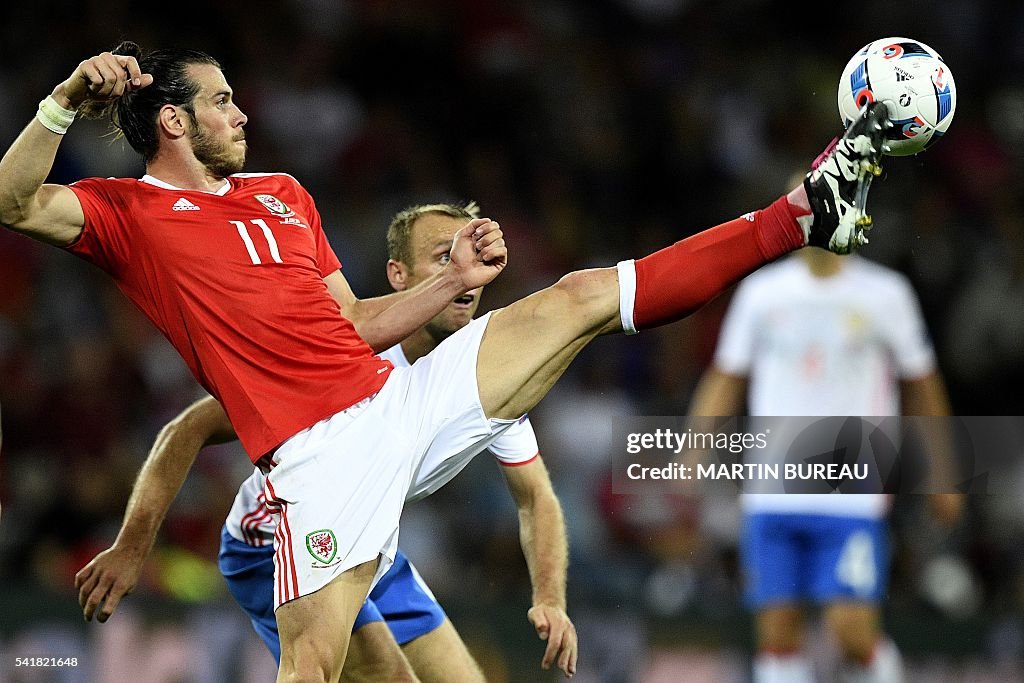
[823, 601, 881, 663]
[753, 605, 814, 683]
[402, 618, 487, 683]
[477, 187, 813, 420]
[276, 559, 378, 683]
[341, 621, 419, 683]
[478, 268, 620, 419]
[756, 604, 805, 653]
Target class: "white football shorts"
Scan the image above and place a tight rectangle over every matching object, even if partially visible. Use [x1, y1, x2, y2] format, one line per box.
[262, 312, 515, 609]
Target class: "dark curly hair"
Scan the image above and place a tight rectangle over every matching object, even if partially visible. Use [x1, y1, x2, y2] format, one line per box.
[80, 41, 221, 161]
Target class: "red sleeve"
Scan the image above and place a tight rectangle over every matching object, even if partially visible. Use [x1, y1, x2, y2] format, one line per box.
[295, 182, 341, 277]
[311, 204, 341, 277]
[64, 178, 133, 276]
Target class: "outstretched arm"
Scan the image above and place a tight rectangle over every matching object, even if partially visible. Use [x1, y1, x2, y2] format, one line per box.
[501, 457, 577, 678]
[74, 396, 236, 622]
[0, 51, 152, 245]
[324, 218, 506, 352]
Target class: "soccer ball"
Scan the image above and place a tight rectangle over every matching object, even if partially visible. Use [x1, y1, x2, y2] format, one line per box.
[838, 37, 956, 156]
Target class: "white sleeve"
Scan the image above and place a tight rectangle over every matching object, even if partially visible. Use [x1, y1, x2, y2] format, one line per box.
[885, 277, 936, 379]
[713, 280, 760, 375]
[490, 415, 540, 466]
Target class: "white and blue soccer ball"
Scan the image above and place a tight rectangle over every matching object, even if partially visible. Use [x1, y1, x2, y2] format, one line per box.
[838, 37, 956, 156]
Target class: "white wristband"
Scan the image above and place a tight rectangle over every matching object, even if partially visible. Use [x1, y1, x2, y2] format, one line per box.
[36, 96, 77, 135]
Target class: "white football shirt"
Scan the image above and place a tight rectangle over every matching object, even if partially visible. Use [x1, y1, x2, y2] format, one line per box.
[713, 255, 935, 517]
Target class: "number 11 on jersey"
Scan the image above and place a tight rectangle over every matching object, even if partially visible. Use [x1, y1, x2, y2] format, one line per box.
[230, 219, 283, 265]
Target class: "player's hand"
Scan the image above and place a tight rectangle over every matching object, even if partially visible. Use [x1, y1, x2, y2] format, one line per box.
[928, 493, 965, 528]
[54, 52, 154, 110]
[528, 603, 578, 678]
[74, 544, 147, 623]
[448, 218, 507, 291]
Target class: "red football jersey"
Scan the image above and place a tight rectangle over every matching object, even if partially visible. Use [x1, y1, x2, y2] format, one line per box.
[66, 173, 392, 460]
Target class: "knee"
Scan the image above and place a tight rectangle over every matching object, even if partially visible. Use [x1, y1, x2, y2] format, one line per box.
[549, 268, 619, 326]
[340, 648, 418, 683]
[278, 664, 332, 683]
[277, 667, 329, 683]
[278, 645, 340, 683]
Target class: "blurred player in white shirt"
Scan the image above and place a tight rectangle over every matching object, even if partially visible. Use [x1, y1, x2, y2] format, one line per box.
[690, 244, 961, 683]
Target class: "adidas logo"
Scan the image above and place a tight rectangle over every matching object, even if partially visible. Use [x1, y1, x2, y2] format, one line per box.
[172, 197, 200, 211]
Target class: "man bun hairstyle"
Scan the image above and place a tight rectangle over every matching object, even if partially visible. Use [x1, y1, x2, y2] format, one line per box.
[79, 41, 220, 161]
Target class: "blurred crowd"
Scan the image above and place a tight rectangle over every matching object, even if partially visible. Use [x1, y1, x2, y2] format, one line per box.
[1, 0, 1024, 680]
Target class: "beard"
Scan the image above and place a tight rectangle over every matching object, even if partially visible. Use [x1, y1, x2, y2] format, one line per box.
[191, 122, 246, 178]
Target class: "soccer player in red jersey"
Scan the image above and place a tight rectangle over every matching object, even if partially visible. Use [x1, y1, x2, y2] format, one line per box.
[0, 44, 891, 681]
[77, 203, 576, 681]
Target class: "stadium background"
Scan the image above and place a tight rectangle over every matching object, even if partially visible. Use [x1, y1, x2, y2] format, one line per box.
[1, 0, 1023, 680]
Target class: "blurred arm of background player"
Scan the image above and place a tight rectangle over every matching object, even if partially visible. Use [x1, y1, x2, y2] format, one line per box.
[74, 396, 233, 622]
[900, 372, 964, 526]
[685, 368, 748, 470]
[500, 458, 577, 676]
[689, 369, 747, 417]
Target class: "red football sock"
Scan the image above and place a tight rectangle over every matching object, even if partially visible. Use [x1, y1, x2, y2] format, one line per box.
[623, 195, 807, 331]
